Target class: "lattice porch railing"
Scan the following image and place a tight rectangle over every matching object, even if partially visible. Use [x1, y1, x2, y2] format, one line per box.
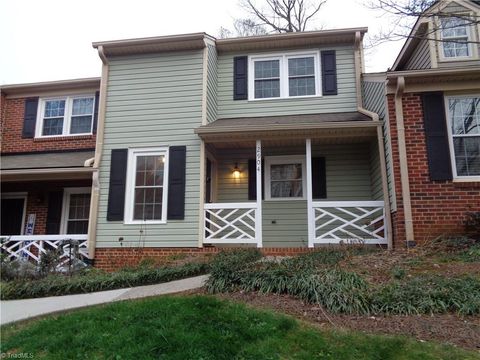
[312, 201, 386, 244]
[204, 203, 259, 245]
[0, 235, 89, 267]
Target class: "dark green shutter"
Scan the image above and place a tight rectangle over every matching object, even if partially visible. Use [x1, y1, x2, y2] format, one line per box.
[233, 56, 248, 100]
[46, 191, 63, 234]
[22, 97, 39, 138]
[312, 157, 327, 199]
[92, 91, 100, 134]
[321, 51, 337, 96]
[107, 149, 128, 221]
[422, 92, 453, 181]
[167, 146, 186, 220]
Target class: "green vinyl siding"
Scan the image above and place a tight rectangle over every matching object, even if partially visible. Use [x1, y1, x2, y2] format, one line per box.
[216, 46, 358, 118]
[404, 38, 431, 70]
[213, 143, 378, 246]
[206, 44, 218, 123]
[96, 50, 204, 248]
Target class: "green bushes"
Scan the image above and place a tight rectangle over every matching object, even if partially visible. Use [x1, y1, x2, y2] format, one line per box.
[1, 262, 209, 300]
[206, 249, 480, 316]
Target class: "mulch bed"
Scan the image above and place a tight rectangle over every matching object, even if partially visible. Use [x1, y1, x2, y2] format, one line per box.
[190, 289, 480, 351]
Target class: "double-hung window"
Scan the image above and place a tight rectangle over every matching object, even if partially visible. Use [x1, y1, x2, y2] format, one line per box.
[125, 148, 169, 223]
[446, 95, 480, 179]
[37, 95, 95, 137]
[249, 51, 320, 100]
[61, 188, 91, 234]
[265, 156, 307, 200]
[440, 17, 471, 59]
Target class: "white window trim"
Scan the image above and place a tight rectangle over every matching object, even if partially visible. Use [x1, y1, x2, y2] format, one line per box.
[264, 155, 307, 201]
[60, 187, 92, 234]
[438, 15, 478, 62]
[444, 94, 480, 182]
[248, 50, 322, 101]
[124, 147, 170, 224]
[35, 93, 96, 138]
[1, 192, 27, 235]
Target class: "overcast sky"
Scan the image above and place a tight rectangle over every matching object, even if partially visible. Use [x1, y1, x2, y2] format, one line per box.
[0, 0, 405, 85]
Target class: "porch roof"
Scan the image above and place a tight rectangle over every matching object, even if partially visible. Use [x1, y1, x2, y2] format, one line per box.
[1, 150, 95, 181]
[195, 112, 380, 142]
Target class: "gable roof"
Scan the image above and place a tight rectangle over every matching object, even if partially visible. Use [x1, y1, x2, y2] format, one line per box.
[390, 0, 480, 71]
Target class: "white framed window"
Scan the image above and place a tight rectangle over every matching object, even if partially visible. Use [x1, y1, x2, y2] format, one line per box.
[445, 95, 480, 180]
[124, 147, 169, 224]
[248, 51, 321, 100]
[265, 155, 307, 200]
[36, 94, 95, 137]
[61, 188, 91, 234]
[440, 17, 472, 59]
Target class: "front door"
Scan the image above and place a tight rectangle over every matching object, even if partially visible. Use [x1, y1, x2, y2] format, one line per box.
[1, 197, 25, 235]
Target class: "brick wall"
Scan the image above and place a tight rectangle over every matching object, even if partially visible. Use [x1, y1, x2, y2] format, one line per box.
[387, 94, 480, 246]
[94, 247, 318, 271]
[1, 97, 96, 153]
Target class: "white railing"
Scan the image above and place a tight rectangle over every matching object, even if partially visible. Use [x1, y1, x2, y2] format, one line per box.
[204, 203, 259, 245]
[0, 235, 89, 266]
[312, 201, 387, 244]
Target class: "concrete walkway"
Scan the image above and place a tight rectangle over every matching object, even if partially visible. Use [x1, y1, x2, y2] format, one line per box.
[0, 275, 209, 325]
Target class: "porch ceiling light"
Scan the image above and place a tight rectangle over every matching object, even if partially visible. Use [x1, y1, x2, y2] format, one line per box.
[233, 163, 241, 179]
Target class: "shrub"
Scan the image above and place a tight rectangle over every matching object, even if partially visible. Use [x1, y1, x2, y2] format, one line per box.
[1, 262, 210, 300]
[0, 257, 39, 281]
[372, 276, 480, 315]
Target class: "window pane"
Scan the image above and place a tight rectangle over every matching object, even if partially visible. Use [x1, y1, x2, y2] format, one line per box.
[288, 57, 314, 77]
[289, 77, 315, 96]
[271, 180, 303, 198]
[67, 220, 89, 234]
[450, 98, 480, 135]
[254, 60, 279, 79]
[70, 115, 92, 134]
[271, 164, 303, 181]
[66, 193, 90, 234]
[441, 18, 467, 37]
[254, 79, 280, 98]
[453, 137, 480, 176]
[72, 98, 94, 115]
[42, 118, 64, 135]
[44, 100, 65, 117]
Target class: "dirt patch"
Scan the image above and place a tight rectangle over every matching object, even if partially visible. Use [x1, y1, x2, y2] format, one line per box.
[192, 289, 480, 351]
[341, 249, 480, 284]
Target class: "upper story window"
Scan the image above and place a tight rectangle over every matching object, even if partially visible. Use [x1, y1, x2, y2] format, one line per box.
[440, 17, 471, 59]
[446, 95, 480, 179]
[37, 95, 95, 137]
[249, 51, 320, 100]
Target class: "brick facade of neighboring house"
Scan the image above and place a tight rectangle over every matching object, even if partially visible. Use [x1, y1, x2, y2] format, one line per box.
[1, 97, 96, 154]
[387, 94, 480, 245]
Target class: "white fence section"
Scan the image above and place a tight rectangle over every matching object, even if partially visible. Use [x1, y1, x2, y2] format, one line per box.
[204, 203, 259, 245]
[312, 201, 387, 244]
[0, 235, 89, 266]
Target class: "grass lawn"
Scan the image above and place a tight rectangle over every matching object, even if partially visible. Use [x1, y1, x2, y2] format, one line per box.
[2, 296, 478, 360]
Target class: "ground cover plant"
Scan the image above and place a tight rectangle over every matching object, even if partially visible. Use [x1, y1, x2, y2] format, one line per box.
[0, 261, 209, 300]
[205, 244, 480, 316]
[2, 295, 478, 360]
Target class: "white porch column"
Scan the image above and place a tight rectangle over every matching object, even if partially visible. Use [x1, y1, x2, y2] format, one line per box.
[306, 138, 314, 248]
[255, 140, 263, 248]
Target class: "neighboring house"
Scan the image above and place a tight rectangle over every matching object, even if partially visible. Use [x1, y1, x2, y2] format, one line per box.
[88, 29, 392, 269]
[363, 0, 480, 246]
[0, 78, 100, 262]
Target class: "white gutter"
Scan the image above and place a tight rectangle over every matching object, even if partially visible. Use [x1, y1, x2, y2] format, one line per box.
[87, 45, 109, 260]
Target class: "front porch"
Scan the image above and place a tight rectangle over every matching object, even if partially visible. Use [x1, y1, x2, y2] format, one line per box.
[196, 113, 390, 248]
[0, 151, 95, 265]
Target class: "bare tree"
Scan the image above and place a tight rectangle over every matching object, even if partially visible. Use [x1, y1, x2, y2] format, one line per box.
[366, 0, 480, 45]
[219, 18, 268, 39]
[240, 0, 327, 33]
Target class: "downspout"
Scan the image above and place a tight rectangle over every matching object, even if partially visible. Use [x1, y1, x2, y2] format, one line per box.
[394, 76, 415, 246]
[87, 45, 109, 260]
[354, 31, 393, 249]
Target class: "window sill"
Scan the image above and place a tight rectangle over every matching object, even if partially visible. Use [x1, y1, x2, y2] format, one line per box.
[451, 179, 480, 189]
[34, 134, 94, 142]
[438, 56, 477, 63]
[124, 220, 167, 225]
[248, 94, 323, 102]
[265, 198, 306, 201]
